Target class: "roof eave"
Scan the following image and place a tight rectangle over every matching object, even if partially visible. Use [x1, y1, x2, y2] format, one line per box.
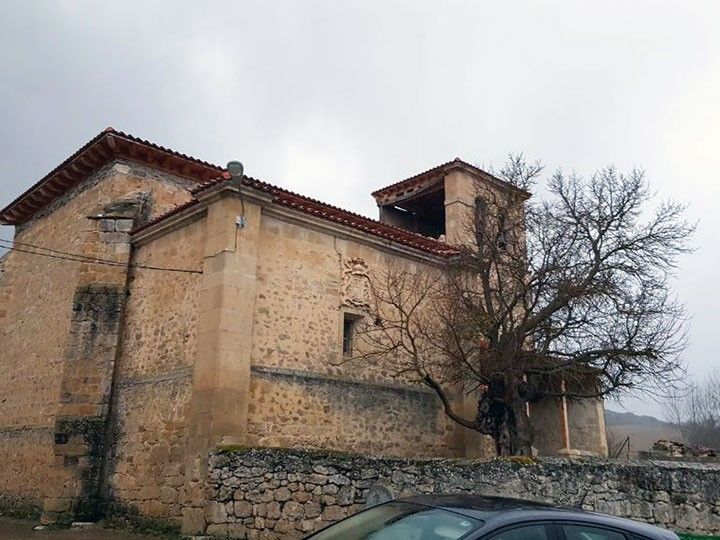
[0, 128, 223, 226]
[371, 158, 532, 202]
[2, 129, 465, 258]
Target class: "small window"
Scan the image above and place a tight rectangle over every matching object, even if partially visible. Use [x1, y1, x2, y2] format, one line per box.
[497, 213, 508, 250]
[490, 524, 550, 540]
[475, 196, 487, 245]
[342, 314, 358, 356]
[562, 524, 627, 540]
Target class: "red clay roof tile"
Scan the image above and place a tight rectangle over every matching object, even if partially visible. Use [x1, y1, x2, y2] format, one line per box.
[2, 129, 460, 258]
[136, 173, 459, 257]
[371, 157, 530, 201]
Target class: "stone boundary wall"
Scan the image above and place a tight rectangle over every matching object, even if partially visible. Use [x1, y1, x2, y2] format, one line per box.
[206, 447, 720, 539]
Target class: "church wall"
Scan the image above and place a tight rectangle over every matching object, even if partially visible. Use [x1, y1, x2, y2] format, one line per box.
[1, 159, 610, 526]
[0, 160, 193, 516]
[529, 397, 565, 455]
[103, 217, 203, 527]
[247, 213, 463, 457]
[567, 397, 609, 456]
[247, 371, 460, 457]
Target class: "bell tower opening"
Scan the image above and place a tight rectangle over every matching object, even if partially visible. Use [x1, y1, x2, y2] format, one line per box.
[374, 172, 446, 239]
[372, 158, 530, 245]
[377, 183, 446, 239]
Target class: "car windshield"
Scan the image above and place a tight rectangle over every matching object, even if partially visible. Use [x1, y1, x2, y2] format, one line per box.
[307, 501, 484, 540]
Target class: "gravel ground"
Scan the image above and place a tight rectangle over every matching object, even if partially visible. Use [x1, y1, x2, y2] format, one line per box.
[0, 518, 169, 540]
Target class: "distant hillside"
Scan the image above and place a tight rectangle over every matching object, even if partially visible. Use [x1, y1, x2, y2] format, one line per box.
[605, 409, 674, 428]
[604, 409, 683, 454]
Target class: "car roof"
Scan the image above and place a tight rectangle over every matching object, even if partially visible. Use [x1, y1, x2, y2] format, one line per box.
[396, 495, 676, 540]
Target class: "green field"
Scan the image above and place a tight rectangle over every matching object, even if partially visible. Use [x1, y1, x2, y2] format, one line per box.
[678, 534, 720, 540]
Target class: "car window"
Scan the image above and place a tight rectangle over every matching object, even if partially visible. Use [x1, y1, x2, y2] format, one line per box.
[307, 501, 483, 540]
[562, 524, 626, 540]
[489, 524, 550, 540]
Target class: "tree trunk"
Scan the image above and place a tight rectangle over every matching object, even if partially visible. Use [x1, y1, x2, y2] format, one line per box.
[510, 394, 534, 455]
[474, 375, 534, 456]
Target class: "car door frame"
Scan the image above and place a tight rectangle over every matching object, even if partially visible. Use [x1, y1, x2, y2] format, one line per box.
[553, 519, 637, 540]
[470, 520, 562, 540]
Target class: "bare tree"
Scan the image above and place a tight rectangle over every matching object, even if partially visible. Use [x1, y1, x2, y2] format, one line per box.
[354, 156, 693, 455]
[605, 428, 632, 459]
[667, 371, 720, 450]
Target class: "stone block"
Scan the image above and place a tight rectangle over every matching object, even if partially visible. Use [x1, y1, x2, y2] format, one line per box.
[208, 500, 228, 523]
[99, 219, 116, 232]
[234, 500, 253, 518]
[321, 505, 346, 521]
[281, 501, 305, 519]
[114, 219, 134, 232]
[206, 523, 228, 537]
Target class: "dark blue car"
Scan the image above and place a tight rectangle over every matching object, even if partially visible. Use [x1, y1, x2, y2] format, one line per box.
[304, 495, 679, 540]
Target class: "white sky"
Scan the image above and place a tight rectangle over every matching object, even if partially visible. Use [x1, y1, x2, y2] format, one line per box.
[2, 1, 718, 419]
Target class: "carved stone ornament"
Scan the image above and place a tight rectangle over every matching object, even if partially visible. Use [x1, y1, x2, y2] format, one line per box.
[341, 257, 371, 309]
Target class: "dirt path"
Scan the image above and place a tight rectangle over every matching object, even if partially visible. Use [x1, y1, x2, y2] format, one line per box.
[0, 518, 169, 540]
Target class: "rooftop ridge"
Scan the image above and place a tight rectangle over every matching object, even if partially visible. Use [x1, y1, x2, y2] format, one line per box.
[0, 130, 109, 219]
[108, 128, 223, 172]
[371, 157, 531, 200]
[192, 174, 456, 244]
[138, 172, 459, 257]
[0, 128, 221, 225]
[371, 158, 460, 198]
[2, 128, 462, 256]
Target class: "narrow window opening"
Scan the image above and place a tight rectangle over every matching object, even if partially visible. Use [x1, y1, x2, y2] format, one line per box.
[497, 213, 508, 250]
[343, 314, 358, 356]
[475, 196, 487, 246]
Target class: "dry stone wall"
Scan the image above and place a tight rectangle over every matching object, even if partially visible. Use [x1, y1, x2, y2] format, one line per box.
[206, 447, 720, 539]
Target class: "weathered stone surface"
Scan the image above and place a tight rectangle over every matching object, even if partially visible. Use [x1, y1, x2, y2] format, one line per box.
[337, 485, 356, 506]
[0, 159, 196, 525]
[0, 142, 636, 534]
[234, 500, 253, 518]
[206, 447, 720, 539]
[273, 487, 291, 502]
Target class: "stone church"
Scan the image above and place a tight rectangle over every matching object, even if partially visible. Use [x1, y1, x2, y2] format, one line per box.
[0, 129, 607, 530]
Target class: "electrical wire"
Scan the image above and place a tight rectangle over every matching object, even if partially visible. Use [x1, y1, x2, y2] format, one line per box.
[0, 239, 203, 274]
[0, 240, 203, 274]
[4, 238, 124, 265]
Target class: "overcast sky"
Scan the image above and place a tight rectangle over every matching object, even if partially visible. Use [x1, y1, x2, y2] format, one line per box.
[2, 1, 718, 419]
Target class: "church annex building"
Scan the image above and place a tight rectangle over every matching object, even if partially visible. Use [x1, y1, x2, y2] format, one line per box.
[0, 129, 607, 530]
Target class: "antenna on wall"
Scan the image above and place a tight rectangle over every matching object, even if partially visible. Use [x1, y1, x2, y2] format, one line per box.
[227, 161, 246, 228]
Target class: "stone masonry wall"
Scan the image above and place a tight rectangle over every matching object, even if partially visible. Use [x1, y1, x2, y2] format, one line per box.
[206, 447, 720, 538]
[0, 160, 193, 516]
[248, 214, 464, 458]
[103, 217, 203, 527]
[248, 209, 604, 459]
[247, 371, 459, 457]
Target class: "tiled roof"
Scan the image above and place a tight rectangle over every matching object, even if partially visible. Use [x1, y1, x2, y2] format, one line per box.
[0, 128, 221, 225]
[136, 172, 460, 257]
[371, 157, 531, 202]
[3, 129, 459, 258]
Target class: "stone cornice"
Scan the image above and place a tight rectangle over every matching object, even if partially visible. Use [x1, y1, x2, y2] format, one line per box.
[132, 183, 453, 265]
[261, 204, 449, 266]
[250, 364, 435, 397]
[131, 201, 207, 246]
